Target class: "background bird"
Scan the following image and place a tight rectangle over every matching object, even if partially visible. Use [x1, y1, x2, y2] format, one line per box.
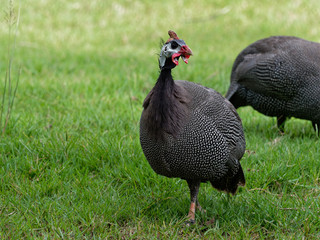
[140, 30, 246, 223]
[226, 36, 320, 133]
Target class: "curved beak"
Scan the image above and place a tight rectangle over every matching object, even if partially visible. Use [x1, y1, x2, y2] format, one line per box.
[179, 45, 193, 64]
[180, 45, 193, 56]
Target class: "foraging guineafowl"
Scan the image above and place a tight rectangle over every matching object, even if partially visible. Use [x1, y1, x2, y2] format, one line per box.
[140, 30, 246, 223]
[226, 36, 320, 132]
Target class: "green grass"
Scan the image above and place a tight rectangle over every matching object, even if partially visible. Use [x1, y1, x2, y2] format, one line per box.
[1, 0, 320, 238]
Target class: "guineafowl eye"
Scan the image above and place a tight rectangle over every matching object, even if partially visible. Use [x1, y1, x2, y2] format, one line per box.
[171, 41, 178, 49]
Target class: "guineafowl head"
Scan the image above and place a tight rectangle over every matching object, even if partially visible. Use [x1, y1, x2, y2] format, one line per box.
[159, 30, 193, 70]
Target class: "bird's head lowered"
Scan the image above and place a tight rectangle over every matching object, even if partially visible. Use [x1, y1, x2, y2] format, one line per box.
[159, 30, 193, 69]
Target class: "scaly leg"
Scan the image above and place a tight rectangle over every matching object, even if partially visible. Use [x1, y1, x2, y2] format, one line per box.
[186, 179, 201, 224]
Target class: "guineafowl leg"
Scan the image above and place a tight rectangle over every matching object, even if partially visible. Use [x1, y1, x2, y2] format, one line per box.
[312, 122, 319, 135]
[277, 115, 287, 132]
[186, 179, 201, 224]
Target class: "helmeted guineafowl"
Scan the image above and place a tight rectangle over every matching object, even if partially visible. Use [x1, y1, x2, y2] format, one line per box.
[226, 36, 320, 133]
[140, 30, 246, 223]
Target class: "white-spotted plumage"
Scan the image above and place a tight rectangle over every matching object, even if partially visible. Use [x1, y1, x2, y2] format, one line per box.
[139, 30, 245, 223]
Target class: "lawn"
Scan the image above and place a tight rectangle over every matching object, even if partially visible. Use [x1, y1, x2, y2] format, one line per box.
[1, 0, 320, 239]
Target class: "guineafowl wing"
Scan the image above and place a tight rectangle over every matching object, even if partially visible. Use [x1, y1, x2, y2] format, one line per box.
[223, 98, 246, 160]
[192, 84, 246, 168]
[233, 52, 299, 101]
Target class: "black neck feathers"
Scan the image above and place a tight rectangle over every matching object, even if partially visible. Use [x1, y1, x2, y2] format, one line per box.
[142, 67, 189, 138]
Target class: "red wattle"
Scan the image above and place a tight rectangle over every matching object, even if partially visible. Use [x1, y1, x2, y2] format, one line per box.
[172, 53, 182, 65]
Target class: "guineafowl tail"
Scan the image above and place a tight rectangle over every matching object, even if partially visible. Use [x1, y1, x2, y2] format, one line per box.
[210, 165, 245, 195]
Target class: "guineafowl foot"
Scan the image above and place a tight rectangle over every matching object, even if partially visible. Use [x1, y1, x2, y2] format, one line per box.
[185, 219, 195, 226]
[187, 202, 196, 223]
[186, 201, 205, 225]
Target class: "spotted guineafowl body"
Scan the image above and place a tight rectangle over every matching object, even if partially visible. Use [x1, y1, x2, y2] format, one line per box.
[140, 80, 245, 185]
[226, 36, 320, 131]
[140, 31, 245, 223]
